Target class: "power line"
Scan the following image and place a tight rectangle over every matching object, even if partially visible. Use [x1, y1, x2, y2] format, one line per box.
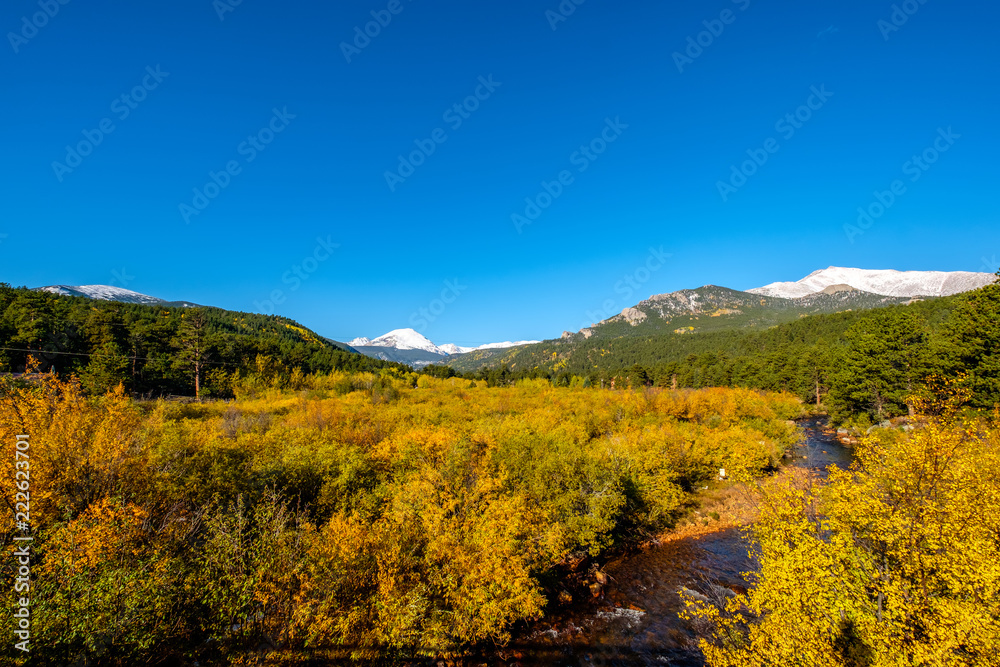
[0, 346, 280, 370]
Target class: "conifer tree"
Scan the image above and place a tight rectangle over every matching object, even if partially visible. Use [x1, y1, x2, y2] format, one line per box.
[174, 309, 213, 399]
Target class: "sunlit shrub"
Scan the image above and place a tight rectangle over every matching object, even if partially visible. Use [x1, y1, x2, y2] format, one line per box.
[0, 372, 807, 663]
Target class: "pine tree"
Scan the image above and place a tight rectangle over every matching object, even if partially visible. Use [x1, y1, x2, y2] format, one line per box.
[831, 310, 929, 419]
[938, 274, 1000, 407]
[173, 309, 213, 399]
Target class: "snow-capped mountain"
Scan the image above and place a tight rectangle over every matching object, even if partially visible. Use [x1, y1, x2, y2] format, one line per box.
[436, 341, 541, 354]
[349, 329, 540, 356]
[349, 329, 446, 354]
[347, 328, 540, 368]
[472, 340, 541, 350]
[748, 267, 995, 299]
[39, 284, 164, 304]
[438, 343, 476, 355]
[36, 284, 200, 307]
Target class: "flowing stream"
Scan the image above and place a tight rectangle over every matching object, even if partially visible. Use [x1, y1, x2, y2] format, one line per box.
[503, 417, 852, 666]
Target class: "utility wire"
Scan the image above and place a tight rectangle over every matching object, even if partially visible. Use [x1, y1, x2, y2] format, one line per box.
[0, 346, 304, 370]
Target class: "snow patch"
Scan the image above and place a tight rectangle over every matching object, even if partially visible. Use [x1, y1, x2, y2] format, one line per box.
[438, 343, 476, 355]
[37, 284, 166, 305]
[474, 340, 541, 350]
[748, 267, 994, 299]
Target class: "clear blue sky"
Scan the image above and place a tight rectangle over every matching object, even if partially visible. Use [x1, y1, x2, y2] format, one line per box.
[2, 0, 997, 346]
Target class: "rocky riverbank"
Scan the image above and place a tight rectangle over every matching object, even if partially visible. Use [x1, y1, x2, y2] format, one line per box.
[834, 415, 918, 446]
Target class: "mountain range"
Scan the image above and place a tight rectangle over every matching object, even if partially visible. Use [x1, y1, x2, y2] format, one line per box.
[747, 267, 993, 299]
[442, 266, 996, 372]
[345, 329, 541, 368]
[32, 267, 996, 372]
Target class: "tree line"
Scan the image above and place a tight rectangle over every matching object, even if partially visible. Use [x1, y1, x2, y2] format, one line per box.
[0, 284, 406, 398]
[451, 276, 1000, 423]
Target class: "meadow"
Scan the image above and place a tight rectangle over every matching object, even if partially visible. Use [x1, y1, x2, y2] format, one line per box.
[0, 369, 802, 665]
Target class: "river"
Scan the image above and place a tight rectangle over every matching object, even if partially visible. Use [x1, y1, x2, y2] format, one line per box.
[501, 416, 852, 666]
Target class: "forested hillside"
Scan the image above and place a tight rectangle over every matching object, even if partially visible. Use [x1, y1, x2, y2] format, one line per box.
[450, 277, 1000, 423]
[0, 284, 405, 398]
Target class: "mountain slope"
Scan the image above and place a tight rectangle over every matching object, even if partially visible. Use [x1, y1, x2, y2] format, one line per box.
[445, 285, 924, 373]
[582, 285, 912, 338]
[447, 267, 997, 374]
[2, 284, 405, 396]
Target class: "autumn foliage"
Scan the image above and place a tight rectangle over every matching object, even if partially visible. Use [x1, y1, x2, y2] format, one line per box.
[0, 370, 801, 665]
[687, 395, 1000, 666]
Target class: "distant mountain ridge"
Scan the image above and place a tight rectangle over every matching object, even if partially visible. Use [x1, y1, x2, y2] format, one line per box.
[748, 266, 994, 299]
[445, 267, 997, 373]
[31, 267, 997, 374]
[348, 328, 540, 368]
[36, 284, 201, 308]
[3, 283, 404, 394]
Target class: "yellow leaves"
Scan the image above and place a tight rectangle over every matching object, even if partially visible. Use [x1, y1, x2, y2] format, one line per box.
[2, 366, 814, 660]
[294, 514, 377, 645]
[652, 386, 799, 424]
[41, 497, 149, 572]
[283, 322, 319, 344]
[374, 424, 461, 464]
[692, 413, 1000, 666]
[384, 462, 548, 647]
[0, 374, 147, 530]
[298, 468, 548, 652]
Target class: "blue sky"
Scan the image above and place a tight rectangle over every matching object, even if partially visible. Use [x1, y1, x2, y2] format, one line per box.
[2, 0, 997, 346]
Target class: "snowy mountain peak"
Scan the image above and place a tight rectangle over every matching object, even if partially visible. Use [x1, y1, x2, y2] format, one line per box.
[348, 328, 541, 360]
[35, 284, 200, 308]
[348, 329, 450, 354]
[748, 267, 995, 299]
[438, 343, 476, 355]
[38, 284, 166, 305]
[360, 328, 442, 353]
